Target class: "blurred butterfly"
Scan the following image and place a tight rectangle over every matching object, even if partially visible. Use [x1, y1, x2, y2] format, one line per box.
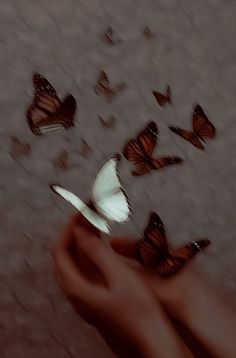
[101, 26, 122, 46]
[53, 150, 69, 171]
[143, 26, 154, 39]
[123, 121, 183, 176]
[26, 73, 76, 135]
[98, 115, 116, 129]
[169, 104, 216, 150]
[50, 154, 131, 233]
[152, 86, 171, 107]
[136, 212, 211, 277]
[80, 140, 92, 158]
[10, 137, 31, 160]
[95, 71, 126, 100]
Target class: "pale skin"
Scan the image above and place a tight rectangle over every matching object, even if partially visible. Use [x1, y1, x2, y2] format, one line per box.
[53, 214, 236, 358]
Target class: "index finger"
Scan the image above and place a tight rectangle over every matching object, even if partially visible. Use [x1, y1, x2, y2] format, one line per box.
[55, 213, 100, 251]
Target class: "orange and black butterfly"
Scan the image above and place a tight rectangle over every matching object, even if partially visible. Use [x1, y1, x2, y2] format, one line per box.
[152, 86, 171, 107]
[123, 121, 183, 176]
[169, 104, 216, 150]
[136, 212, 211, 277]
[26, 73, 76, 135]
[95, 71, 126, 100]
[101, 26, 122, 46]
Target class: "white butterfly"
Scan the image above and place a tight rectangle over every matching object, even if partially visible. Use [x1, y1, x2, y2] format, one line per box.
[50, 154, 131, 233]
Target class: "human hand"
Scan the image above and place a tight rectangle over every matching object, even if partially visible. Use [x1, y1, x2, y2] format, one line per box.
[52, 215, 192, 358]
[111, 237, 236, 358]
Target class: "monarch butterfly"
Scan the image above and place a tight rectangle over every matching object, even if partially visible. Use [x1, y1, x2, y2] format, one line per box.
[101, 26, 122, 46]
[98, 115, 116, 129]
[152, 86, 171, 107]
[169, 104, 216, 150]
[136, 212, 211, 277]
[50, 154, 131, 233]
[123, 121, 183, 176]
[95, 71, 126, 100]
[26, 73, 76, 135]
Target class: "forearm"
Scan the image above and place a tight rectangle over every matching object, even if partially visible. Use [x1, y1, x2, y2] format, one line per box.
[129, 310, 193, 358]
[179, 276, 236, 358]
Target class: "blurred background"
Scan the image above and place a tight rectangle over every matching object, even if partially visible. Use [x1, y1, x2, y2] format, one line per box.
[0, 0, 236, 357]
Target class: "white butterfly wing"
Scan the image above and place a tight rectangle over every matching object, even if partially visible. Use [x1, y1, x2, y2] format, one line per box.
[50, 185, 110, 233]
[92, 155, 130, 222]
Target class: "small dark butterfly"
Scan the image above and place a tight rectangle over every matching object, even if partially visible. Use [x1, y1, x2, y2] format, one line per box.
[136, 212, 211, 277]
[95, 71, 126, 100]
[143, 26, 154, 39]
[10, 137, 31, 160]
[152, 86, 171, 107]
[98, 115, 116, 129]
[169, 104, 216, 150]
[80, 140, 92, 158]
[53, 150, 69, 170]
[26, 73, 76, 135]
[101, 26, 122, 46]
[123, 121, 183, 176]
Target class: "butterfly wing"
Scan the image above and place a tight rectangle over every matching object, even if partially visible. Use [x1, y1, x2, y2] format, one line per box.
[53, 150, 69, 170]
[158, 239, 211, 277]
[143, 26, 154, 38]
[152, 157, 183, 170]
[102, 26, 114, 45]
[10, 137, 31, 159]
[166, 86, 171, 104]
[152, 86, 171, 107]
[123, 121, 158, 176]
[80, 140, 92, 158]
[156, 256, 184, 277]
[192, 105, 216, 140]
[50, 184, 110, 233]
[92, 154, 130, 223]
[99, 115, 116, 129]
[168, 126, 204, 150]
[34, 95, 76, 135]
[137, 212, 169, 266]
[136, 238, 160, 267]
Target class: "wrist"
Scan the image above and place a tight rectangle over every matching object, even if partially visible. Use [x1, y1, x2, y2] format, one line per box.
[131, 311, 191, 358]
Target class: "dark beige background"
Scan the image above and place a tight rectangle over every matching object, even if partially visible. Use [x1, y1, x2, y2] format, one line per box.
[0, 0, 236, 357]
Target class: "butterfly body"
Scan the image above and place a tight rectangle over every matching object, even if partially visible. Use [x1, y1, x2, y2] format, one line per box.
[27, 73, 76, 135]
[50, 155, 131, 233]
[123, 121, 183, 176]
[136, 212, 210, 277]
[169, 104, 216, 150]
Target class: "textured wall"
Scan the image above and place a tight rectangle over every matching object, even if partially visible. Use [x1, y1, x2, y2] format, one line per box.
[0, 0, 236, 357]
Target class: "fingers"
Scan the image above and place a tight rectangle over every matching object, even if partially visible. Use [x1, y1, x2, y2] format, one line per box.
[53, 233, 97, 301]
[52, 213, 103, 302]
[110, 237, 137, 259]
[74, 228, 132, 283]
